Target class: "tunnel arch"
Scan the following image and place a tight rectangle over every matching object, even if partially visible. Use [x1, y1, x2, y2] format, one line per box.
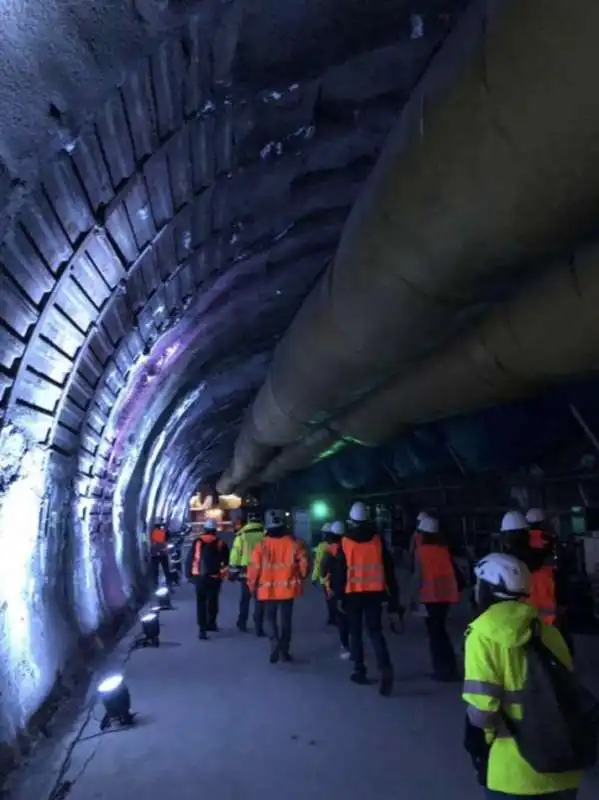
[0, 1, 466, 746]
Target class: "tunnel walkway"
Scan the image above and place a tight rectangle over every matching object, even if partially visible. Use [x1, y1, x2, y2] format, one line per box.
[14, 583, 599, 800]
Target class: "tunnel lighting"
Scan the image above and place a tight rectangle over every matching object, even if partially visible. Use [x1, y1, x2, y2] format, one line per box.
[97, 674, 134, 730]
[154, 586, 172, 609]
[311, 501, 330, 520]
[139, 612, 160, 647]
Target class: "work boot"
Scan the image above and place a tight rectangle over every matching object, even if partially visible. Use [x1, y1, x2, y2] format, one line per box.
[379, 667, 394, 697]
[280, 651, 293, 663]
[350, 670, 368, 685]
[255, 629, 266, 638]
[207, 623, 219, 632]
[199, 631, 209, 641]
[237, 622, 248, 633]
[270, 644, 280, 664]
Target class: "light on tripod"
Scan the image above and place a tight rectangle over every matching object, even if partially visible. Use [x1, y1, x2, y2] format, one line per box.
[97, 674, 134, 730]
[154, 586, 172, 609]
[140, 612, 160, 646]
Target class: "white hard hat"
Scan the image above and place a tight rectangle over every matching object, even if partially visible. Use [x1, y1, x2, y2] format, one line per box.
[500, 510, 528, 533]
[203, 519, 217, 531]
[417, 511, 428, 523]
[330, 521, 345, 536]
[474, 553, 531, 599]
[265, 509, 285, 529]
[321, 522, 332, 533]
[418, 515, 439, 534]
[525, 508, 545, 525]
[348, 502, 368, 522]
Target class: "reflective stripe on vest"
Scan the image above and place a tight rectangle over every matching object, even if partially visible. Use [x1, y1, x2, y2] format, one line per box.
[342, 536, 386, 593]
[418, 543, 459, 604]
[529, 565, 557, 624]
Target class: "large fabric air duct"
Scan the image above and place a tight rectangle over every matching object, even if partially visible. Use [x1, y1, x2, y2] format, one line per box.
[219, 0, 599, 493]
[253, 236, 599, 483]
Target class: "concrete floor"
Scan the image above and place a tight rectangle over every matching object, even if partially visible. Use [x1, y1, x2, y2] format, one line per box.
[12, 582, 599, 799]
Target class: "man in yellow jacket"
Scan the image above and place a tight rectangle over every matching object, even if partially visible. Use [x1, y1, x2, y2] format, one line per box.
[463, 552, 580, 799]
[230, 513, 266, 635]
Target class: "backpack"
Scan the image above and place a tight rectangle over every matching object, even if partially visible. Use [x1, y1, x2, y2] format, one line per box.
[503, 620, 599, 773]
[198, 540, 223, 577]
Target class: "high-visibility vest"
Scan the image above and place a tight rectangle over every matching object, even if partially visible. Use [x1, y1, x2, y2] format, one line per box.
[529, 528, 548, 550]
[342, 536, 386, 594]
[151, 528, 166, 545]
[418, 543, 459, 604]
[529, 565, 557, 625]
[463, 600, 580, 795]
[248, 536, 309, 601]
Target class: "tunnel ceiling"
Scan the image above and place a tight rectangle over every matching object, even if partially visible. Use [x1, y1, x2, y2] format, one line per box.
[0, 0, 471, 520]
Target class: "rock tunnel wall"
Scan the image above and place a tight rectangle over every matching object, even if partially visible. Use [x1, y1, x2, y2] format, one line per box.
[0, 0, 467, 759]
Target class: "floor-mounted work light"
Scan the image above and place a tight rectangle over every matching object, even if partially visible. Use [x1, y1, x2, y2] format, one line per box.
[97, 675, 134, 730]
[154, 586, 172, 610]
[139, 611, 160, 647]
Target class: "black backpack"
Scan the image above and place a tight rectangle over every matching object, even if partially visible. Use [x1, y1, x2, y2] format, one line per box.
[202, 540, 225, 577]
[503, 620, 599, 774]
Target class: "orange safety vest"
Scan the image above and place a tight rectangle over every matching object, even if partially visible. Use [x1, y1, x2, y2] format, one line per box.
[529, 528, 549, 551]
[191, 535, 227, 579]
[248, 536, 309, 601]
[529, 565, 557, 625]
[151, 528, 166, 545]
[418, 543, 459, 604]
[342, 536, 386, 594]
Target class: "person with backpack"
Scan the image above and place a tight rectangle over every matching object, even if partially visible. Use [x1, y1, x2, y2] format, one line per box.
[463, 552, 585, 798]
[185, 519, 230, 640]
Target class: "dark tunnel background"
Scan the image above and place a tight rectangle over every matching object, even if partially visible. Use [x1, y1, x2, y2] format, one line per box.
[3, 0, 599, 770]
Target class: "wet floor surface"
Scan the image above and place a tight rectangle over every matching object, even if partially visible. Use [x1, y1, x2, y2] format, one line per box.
[11, 582, 599, 799]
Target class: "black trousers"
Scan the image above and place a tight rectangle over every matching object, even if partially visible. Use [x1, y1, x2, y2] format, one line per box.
[337, 602, 350, 650]
[238, 580, 265, 633]
[151, 553, 171, 587]
[325, 589, 338, 624]
[424, 603, 457, 679]
[195, 577, 221, 632]
[345, 593, 391, 674]
[265, 599, 294, 654]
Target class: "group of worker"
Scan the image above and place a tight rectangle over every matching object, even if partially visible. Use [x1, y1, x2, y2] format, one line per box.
[156, 502, 588, 797]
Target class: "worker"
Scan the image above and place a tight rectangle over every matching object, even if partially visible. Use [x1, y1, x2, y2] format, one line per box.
[150, 521, 171, 588]
[331, 501, 398, 696]
[320, 520, 351, 659]
[230, 511, 266, 635]
[411, 514, 460, 682]
[526, 508, 556, 552]
[185, 519, 230, 640]
[463, 552, 580, 798]
[500, 511, 557, 627]
[312, 522, 338, 625]
[247, 509, 309, 663]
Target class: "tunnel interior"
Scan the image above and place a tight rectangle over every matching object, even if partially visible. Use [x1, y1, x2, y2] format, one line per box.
[2, 0, 599, 769]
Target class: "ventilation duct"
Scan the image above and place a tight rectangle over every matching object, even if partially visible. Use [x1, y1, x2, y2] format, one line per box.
[219, 0, 599, 493]
[252, 235, 599, 483]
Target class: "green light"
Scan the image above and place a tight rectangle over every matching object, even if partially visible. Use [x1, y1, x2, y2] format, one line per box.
[311, 501, 330, 520]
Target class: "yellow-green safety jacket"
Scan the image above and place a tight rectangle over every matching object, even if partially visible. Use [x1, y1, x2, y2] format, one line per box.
[463, 600, 580, 796]
[229, 523, 265, 568]
[312, 541, 329, 584]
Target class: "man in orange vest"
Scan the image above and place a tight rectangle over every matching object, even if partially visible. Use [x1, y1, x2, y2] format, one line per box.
[500, 510, 558, 627]
[330, 502, 399, 696]
[411, 515, 460, 682]
[150, 521, 171, 588]
[185, 519, 230, 640]
[247, 509, 309, 663]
